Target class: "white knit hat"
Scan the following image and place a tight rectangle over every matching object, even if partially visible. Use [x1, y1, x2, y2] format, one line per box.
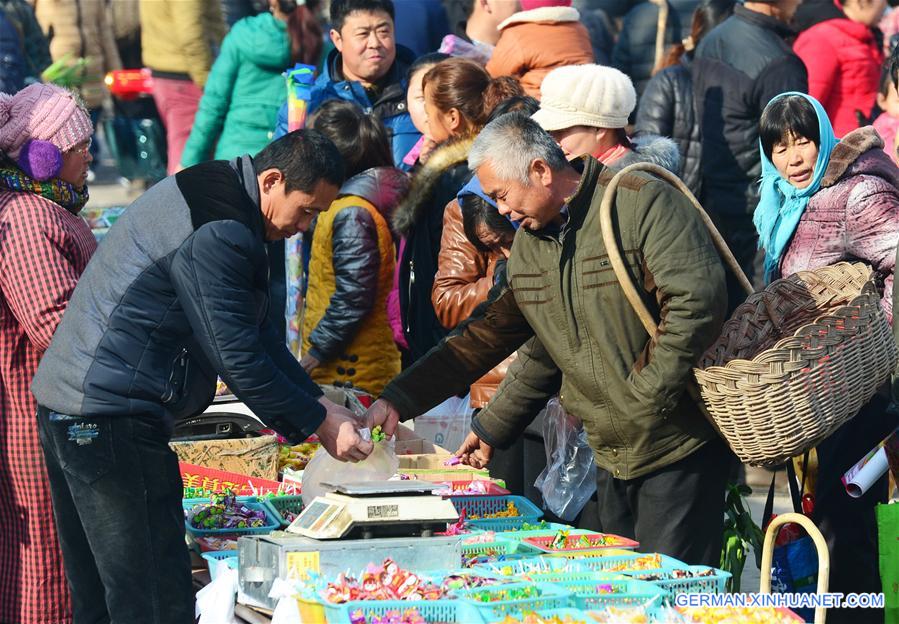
[532, 64, 637, 131]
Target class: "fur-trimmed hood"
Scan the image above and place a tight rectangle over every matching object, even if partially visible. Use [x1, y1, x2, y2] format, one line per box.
[614, 135, 681, 175]
[393, 137, 474, 236]
[821, 126, 899, 188]
[498, 6, 580, 30]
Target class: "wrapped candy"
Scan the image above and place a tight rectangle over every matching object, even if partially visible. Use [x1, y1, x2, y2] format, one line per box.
[469, 502, 520, 520]
[187, 491, 267, 531]
[677, 606, 802, 623]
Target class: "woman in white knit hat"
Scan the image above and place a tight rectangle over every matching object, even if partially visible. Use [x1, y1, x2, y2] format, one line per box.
[532, 63, 680, 173]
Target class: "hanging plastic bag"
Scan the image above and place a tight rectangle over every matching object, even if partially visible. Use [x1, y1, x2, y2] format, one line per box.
[534, 398, 597, 520]
[301, 429, 399, 506]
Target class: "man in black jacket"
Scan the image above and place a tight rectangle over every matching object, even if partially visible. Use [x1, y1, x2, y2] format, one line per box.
[692, 0, 807, 301]
[31, 130, 369, 624]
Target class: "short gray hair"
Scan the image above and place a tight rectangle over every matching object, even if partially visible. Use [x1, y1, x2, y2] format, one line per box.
[468, 112, 569, 184]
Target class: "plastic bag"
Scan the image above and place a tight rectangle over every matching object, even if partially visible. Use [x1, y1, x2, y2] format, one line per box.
[301, 430, 399, 506]
[877, 502, 899, 624]
[413, 394, 472, 452]
[534, 398, 597, 521]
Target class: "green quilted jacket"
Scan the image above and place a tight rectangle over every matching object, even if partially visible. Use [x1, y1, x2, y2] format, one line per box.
[180, 13, 289, 167]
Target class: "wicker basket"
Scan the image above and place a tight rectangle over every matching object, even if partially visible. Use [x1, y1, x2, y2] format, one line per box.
[599, 163, 898, 467]
[694, 262, 896, 466]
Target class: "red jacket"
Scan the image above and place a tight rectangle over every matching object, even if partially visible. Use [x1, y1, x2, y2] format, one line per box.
[794, 17, 883, 136]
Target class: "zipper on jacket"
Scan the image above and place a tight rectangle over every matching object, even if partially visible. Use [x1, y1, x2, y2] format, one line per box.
[405, 259, 415, 333]
[162, 348, 188, 403]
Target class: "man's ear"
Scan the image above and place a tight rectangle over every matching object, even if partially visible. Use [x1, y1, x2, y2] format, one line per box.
[259, 168, 283, 195]
[330, 28, 343, 52]
[531, 158, 553, 187]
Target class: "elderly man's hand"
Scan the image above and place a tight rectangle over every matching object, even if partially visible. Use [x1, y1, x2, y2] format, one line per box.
[315, 397, 373, 462]
[455, 431, 494, 469]
[364, 398, 400, 438]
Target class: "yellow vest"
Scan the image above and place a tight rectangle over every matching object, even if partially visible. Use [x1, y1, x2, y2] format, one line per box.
[302, 194, 400, 396]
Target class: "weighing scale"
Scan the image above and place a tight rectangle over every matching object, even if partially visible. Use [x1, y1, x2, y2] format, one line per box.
[287, 480, 459, 540]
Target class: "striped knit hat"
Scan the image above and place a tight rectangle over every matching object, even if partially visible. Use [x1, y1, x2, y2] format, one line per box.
[0, 84, 93, 159]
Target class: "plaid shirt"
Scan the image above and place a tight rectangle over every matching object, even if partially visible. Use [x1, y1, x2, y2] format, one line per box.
[0, 190, 96, 624]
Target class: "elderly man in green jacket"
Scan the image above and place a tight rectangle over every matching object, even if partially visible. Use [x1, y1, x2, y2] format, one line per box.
[367, 111, 735, 564]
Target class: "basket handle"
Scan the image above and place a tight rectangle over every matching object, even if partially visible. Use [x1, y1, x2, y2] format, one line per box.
[760, 512, 831, 624]
[598, 162, 753, 337]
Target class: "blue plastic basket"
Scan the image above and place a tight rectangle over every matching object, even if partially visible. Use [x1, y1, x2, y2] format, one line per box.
[260, 495, 304, 528]
[182, 497, 279, 537]
[201, 550, 238, 582]
[642, 565, 731, 595]
[494, 525, 592, 543]
[472, 556, 589, 579]
[323, 599, 462, 624]
[551, 578, 669, 611]
[483, 608, 594, 623]
[453, 496, 543, 525]
[452, 581, 573, 620]
[578, 553, 687, 575]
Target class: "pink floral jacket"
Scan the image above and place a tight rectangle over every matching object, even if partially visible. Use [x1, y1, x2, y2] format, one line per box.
[780, 126, 899, 322]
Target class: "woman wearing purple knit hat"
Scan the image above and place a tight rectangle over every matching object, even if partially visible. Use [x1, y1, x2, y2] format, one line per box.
[0, 83, 96, 624]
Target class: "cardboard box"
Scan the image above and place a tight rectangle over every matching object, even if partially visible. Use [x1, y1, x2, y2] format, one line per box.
[170, 435, 279, 480]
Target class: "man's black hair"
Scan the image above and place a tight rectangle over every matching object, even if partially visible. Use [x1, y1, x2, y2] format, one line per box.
[759, 95, 821, 161]
[254, 129, 345, 193]
[311, 100, 393, 179]
[330, 0, 395, 32]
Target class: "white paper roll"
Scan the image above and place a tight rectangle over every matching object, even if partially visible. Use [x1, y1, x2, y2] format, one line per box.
[843, 447, 889, 498]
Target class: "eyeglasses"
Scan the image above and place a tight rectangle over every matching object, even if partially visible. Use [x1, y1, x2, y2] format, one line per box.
[68, 138, 92, 157]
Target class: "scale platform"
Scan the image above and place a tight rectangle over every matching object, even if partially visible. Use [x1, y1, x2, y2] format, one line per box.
[287, 480, 459, 540]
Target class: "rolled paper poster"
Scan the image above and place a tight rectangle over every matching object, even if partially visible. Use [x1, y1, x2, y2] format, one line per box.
[284, 63, 316, 132]
[842, 429, 898, 497]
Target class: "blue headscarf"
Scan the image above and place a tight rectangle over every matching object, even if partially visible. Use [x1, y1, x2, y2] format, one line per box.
[754, 92, 839, 283]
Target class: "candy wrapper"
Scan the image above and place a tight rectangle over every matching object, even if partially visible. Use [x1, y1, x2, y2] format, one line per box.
[350, 608, 427, 624]
[187, 491, 267, 530]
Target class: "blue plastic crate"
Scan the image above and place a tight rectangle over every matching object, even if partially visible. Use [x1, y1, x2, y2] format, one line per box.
[182, 497, 279, 537]
[260, 495, 304, 528]
[551, 578, 669, 611]
[644, 565, 731, 595]
[472, 556, 589, 579]
[483, 608, 594, 623]
[453, 581, 573, 621]
[578, 553, 686, 575]
[201, 550, 238, 582]
[323, 599, 462, 624]
[453, 496, 543, 524]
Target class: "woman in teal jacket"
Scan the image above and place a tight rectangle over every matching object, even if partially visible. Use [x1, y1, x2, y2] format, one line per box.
[180, 0, 322, 167]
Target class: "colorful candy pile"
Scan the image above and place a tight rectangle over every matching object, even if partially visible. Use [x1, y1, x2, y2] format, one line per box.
[278, 441, 319, 471]
[469, 501, 520, 519]
[466, 585, 540, 603]
[606, 554, 663, 572]
[323, 559, 500, 604]
[187, 491, 267, 530]
[349, 608, 427, 624]
[534, 531, 633, 551]
[677, 606, 801, 623]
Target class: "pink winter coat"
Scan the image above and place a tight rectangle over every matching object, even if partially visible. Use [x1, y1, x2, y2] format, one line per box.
[780, 127, 899, 321]
[794, 18, 883, 136]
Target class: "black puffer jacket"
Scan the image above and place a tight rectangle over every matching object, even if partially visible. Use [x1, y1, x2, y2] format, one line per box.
[612, 0, 681, 96]
[32, 157, 327, 442]
[305, 167, 409, 363]
[635, 56, 701, 196]
[692, 5, 808, 217]
[394, 138, 473, 364]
